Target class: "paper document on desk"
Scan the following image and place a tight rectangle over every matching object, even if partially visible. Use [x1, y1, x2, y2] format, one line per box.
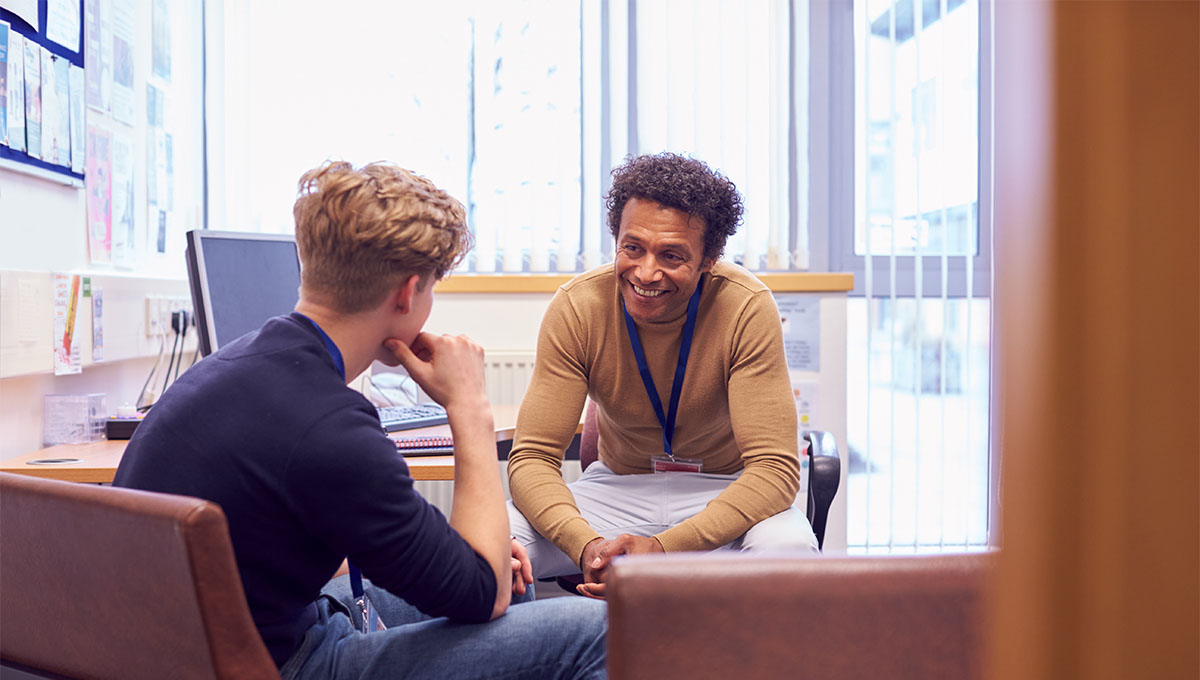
[394, 435, 454, 456]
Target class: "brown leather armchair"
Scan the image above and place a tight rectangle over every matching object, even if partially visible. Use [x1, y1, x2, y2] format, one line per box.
[0, 472, 279, 680]
[606, 552, 992, 680]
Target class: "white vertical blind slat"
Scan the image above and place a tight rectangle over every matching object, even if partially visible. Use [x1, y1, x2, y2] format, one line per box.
[767, 0, 790, 270]
[912, 0, 926, 552]
[639, 0, 669, 153]
[792, 0, 810, 270]
[692, 0, 722, 185]
[886, 0, 898, 553]
[581, 0, 604, 270]
[857, 0, 876, 551]
[938, 0, 951, 551]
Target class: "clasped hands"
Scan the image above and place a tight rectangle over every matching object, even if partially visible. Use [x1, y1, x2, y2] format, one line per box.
[576, 534, 664, 599]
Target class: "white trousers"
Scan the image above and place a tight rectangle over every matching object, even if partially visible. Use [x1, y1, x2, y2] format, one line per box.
[507, 461, 820, 579]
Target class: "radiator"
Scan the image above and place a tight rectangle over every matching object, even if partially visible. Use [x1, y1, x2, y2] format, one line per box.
[414, 350, 586, 514]
[483, 350, 537, 407]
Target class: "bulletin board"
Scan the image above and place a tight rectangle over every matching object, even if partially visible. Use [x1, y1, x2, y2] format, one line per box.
[0, 0, 85, 182]
[1, 0, 202, 273]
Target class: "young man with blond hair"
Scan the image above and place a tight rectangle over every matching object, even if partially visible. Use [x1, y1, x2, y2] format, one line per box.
[115, 161, 607, 679]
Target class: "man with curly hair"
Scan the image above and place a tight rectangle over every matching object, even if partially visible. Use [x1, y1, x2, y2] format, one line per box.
[508, 152, 818, 598]
[115, 161, 607, 678]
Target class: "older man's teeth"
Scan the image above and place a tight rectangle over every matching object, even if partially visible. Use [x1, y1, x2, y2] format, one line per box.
[633, 285, 664, 297]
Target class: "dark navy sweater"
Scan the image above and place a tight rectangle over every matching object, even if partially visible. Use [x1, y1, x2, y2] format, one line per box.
[113, 314, 495, 666]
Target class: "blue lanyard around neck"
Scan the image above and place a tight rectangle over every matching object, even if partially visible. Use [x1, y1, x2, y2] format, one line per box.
[296, 313, 365, 595]
[621, 276, 704, 458]
[296, 313, 346, 381]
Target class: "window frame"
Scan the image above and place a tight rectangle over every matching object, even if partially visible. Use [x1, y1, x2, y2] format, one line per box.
[821, 0, 993, 299]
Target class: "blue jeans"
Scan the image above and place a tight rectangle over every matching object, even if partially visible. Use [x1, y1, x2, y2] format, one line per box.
[279, 575, 607, 679]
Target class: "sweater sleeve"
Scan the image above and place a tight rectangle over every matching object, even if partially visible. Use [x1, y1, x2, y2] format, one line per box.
[287, 405, 497, 623]
[507, 289, 597, 568]
[653, 290, 801, 552]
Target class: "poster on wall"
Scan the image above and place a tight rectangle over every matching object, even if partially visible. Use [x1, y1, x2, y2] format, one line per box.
[46, 0, 82, 53]
[83, 0, 100, 107]
[110, 0, 135, 125]
[151, 0, 169, 82]
[791, 380, 821, 509]
[22, 35, 38, 157]
[52, 273, 83, 376]
[86, 125, 112, 263]
[145, 81, 161, 204]
[111, 131, 134, 266]
[84, 0, 112, 112]
[53, 54, 69, 166]
[777, 294, 821, 372]
[1, 0, 39, 31]
[151, 207, 166, 253]
[1, 21, 9, 147]
[68, 63, 83, 171]
[6, 30, 24, 151]
[38, 47, 54, 160]
[91, 286, 104, 362]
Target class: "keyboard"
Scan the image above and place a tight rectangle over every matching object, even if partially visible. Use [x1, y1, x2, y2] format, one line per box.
[376, 403, 450, 432]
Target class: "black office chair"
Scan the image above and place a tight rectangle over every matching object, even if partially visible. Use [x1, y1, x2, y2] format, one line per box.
[551, 401, 842, 593]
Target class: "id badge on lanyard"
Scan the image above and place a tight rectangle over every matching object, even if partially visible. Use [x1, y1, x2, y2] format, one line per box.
[623, 278, 705, 474]
[651, 455, 703, 473]
[350, 565, 387, 633]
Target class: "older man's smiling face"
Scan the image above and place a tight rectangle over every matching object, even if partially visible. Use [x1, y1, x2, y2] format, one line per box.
[615, 198, 713, 324]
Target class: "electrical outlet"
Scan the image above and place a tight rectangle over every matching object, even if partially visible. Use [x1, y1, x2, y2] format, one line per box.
[145, 295, 192, 336]
[145, 296, 160, 336]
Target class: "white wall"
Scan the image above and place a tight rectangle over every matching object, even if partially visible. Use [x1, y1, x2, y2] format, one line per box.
[0, 0, 204, 456]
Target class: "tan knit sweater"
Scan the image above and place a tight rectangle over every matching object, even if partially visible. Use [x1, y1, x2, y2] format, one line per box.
[507, 261, 800, 567]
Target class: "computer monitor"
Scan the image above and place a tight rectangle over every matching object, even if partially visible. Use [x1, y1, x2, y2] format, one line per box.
[185, 230, 302, 357]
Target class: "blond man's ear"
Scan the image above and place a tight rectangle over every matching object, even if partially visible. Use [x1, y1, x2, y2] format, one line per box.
[393, 274, 423, 314]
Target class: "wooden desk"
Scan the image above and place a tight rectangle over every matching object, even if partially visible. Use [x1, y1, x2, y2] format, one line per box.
[0, 405, 539, 484]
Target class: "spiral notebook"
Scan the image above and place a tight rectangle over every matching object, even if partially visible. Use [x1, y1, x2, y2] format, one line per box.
[393, 435, 454, 456]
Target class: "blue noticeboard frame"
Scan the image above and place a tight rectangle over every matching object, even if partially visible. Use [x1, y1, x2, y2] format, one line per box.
[0, 0, 86, 183]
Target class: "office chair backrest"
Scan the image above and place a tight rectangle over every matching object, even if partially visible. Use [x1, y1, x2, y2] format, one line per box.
[0, 472, 280, 680]
[579, 400, 600, 471]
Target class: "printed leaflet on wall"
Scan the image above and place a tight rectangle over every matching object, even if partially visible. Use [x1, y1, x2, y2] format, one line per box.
[68, 64, 83, 171]
[53, 273, 83, 375]
[22, 36, 38, 158]
[1, 21, 8, 146]
[86, 125, 112, 263]
[6, 30, 24, 152]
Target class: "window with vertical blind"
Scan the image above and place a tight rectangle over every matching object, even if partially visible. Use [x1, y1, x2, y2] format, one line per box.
[615, 0, 804, 271]
[206, 0, 807, 273]
[839, 0, 993, 553]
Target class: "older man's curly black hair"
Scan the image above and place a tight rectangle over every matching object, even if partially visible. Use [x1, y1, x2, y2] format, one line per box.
[605, 153, 743, 263]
